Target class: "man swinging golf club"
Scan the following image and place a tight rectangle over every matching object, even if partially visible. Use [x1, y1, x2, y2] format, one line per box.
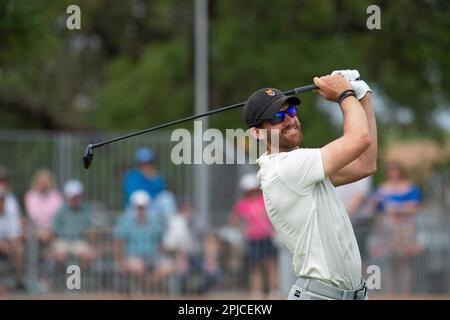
[245, 70, 377, 300]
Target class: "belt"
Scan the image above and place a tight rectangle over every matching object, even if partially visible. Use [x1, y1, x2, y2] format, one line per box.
[295, 277, 367, 300]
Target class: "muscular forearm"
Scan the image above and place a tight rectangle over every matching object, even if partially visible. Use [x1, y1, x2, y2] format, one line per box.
[357, 93, 377, 171]
[316, 74, 373, 179]
[341, 96, 370, 141]
[329, 94, 375, 186]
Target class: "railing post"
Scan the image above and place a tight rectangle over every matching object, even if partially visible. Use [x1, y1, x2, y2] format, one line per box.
[25, 221, 39, 294]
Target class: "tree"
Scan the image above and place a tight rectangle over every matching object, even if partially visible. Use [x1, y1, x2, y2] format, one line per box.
[0, 0, 449, 144]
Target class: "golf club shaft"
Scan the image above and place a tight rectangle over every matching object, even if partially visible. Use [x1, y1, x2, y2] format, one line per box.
[90, 84, 318, 149]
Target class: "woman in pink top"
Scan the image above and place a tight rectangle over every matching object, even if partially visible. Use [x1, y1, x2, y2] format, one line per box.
[25, 169, 63, 243]
[230, 173, 278, 298]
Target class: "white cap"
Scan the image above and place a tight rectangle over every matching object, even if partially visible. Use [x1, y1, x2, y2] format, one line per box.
[130, 190, 151, 207]
[239, 172, 260, 191]
[63, 180, 84, 198]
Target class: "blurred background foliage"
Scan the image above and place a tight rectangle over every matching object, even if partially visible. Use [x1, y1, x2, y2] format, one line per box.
[1, 0, 450, 151]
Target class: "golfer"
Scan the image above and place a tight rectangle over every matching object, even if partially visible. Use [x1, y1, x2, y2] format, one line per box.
[244, 70, 377, 300]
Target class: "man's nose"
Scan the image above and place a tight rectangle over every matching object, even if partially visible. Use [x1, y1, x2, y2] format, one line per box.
[284, 113, 296, 125]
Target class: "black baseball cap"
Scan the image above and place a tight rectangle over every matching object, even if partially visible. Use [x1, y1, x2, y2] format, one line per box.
[244, 88, 301, 127]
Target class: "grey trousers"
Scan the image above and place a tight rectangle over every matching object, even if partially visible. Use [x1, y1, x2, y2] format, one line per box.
[287, 281, 369, 300]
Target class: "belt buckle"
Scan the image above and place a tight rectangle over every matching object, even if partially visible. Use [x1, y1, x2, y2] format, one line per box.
[354, 282, 367, 300]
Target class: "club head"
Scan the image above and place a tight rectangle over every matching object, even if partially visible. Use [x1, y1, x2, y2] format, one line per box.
[82, 144, 94, 169]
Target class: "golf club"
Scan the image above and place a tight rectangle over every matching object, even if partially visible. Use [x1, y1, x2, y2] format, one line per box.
[82, 84, 318, 169]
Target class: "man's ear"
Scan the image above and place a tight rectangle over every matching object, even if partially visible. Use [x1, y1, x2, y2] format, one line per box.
[250, 127, 267, 140]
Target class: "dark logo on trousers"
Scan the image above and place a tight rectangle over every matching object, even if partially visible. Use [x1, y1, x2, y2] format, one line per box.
[294, 290, 301, 298]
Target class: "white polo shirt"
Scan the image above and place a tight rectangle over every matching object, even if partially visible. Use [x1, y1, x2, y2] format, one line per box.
[256, 148, 362, 290]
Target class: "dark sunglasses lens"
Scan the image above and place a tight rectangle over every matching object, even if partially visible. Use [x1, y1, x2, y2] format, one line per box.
[287, 106, 298, 117]
[270, 112, 285, 124]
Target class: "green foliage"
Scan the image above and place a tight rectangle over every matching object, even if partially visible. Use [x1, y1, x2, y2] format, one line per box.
[93, 38, 193, 130]
[0, 0, 449, 145]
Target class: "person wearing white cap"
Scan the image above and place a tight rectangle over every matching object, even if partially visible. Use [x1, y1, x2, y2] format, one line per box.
[52, 180, 96, 268]
[123, 148, 177, 229]
[114, 190, 172, 290]
[230, 172, 278, 299]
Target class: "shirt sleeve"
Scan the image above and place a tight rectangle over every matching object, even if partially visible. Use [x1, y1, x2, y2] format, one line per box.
[275, 148, 325, 194]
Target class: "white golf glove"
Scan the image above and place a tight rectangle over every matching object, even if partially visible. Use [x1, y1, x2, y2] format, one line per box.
[351, 80, 372, 100]
[331, 69, 371, 100]
[331, 69, 360, 81]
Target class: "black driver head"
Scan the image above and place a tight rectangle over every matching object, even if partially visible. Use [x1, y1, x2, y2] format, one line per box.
[82, 144, 94, 169]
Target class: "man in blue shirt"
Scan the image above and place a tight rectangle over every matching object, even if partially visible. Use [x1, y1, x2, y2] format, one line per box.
[123, 148, 165, 206]
[123, 148, 177, 228]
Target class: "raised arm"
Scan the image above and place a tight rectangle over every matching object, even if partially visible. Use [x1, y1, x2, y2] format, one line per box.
[330, 86, 378, 186]
[314, 75, 371, 178]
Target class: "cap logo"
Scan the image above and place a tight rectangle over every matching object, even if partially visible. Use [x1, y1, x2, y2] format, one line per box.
[265, 89, 275, 96]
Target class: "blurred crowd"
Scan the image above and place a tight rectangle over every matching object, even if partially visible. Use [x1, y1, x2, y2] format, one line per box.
[0, 148, 426, 296]
[0, 148, 220, 295]
[336, 161, 423, 295]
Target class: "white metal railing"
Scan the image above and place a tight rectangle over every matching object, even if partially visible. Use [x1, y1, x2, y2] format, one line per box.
[1, 130, 449, 297]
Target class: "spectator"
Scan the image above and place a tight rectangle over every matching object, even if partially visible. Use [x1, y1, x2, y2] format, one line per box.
[230, 172, 278, 298]
[0, 166, 22, 225]
[123, 148, 177, 227]
[163, 199, 219, 294]
[52, 180, 96, 268]
[0, 186, 25, 291]
[123, 148, 165, 205]
[370, 161, 423, 294]
[335, 176, 374, 267]
[25, 169, 63, 244]
[114, 190, 172, 291]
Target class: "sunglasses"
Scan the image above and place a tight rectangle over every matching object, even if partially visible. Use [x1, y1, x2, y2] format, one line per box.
[266, 105, 298, 124]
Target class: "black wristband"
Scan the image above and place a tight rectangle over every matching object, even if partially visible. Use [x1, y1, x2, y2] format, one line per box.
[338, 89, 356, 105]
